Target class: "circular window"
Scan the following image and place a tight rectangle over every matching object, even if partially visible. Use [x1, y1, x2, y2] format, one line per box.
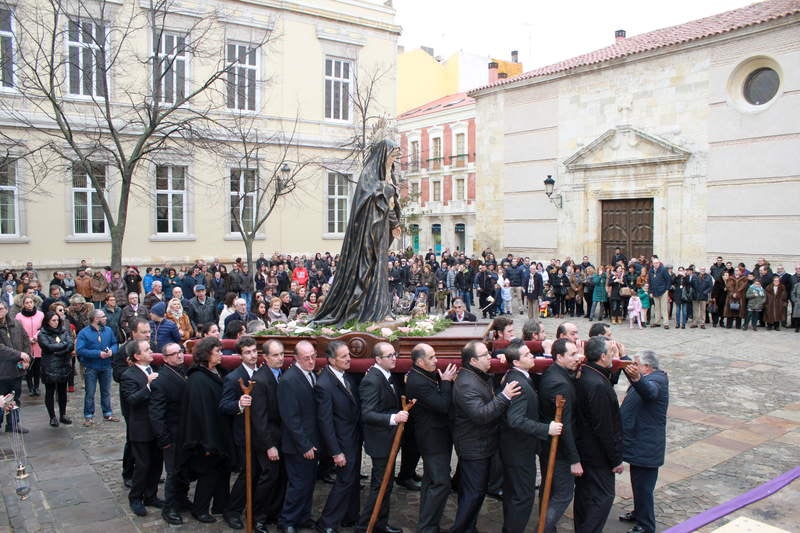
[743, 67, 779, 105]
[727, 56, 783, 113]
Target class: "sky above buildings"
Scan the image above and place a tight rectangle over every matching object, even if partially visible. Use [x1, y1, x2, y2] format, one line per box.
[394, 0, 756, 68]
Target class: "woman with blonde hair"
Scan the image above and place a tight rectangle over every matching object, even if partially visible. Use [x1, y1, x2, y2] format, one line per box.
[166, 298, 193, 342]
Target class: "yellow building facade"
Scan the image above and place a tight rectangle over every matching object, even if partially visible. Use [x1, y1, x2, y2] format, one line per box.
[0, 0, 399, 270]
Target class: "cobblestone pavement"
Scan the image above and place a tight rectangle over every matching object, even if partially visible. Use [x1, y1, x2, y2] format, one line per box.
[0, 314, 797, 532]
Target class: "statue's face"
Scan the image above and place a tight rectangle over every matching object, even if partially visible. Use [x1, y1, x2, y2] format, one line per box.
[386, 147, 401, 169]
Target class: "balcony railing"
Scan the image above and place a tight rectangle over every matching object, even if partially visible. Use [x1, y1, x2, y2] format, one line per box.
[450, 154, 468, 168]
[427, 157, 443, 170]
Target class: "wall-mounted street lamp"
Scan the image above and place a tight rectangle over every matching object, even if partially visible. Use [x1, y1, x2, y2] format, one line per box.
[278, 162, 291, 193]
[543, 174, 563, 208]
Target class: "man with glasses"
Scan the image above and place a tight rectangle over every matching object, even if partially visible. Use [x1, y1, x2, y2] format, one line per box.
[354, 342, 408, 533]
[450, 340, 521, 532]
[75, 309, 120, 426]
[149, 342, 189, 525]
[251, 339, 287, 530]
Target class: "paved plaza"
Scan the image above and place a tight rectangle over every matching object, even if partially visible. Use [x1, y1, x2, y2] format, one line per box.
[0, 314, 797, 532]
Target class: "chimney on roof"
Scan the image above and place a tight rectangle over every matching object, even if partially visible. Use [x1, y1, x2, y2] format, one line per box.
[615, 29, 626, 42]
[511, 50, 519, 63]
[488, 61, 499, 83]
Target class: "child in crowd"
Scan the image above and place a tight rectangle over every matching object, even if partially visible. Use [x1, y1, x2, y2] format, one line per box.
[744, 279, 766, 331]
[500, 279, 512, 315]
[628, 292, 643, 329]
[637, 283, 651, 327]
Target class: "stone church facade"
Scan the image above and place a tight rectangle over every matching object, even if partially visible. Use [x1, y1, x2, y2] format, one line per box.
[469, 0, 800, 267]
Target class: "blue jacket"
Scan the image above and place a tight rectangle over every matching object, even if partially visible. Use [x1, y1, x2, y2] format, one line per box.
[75, 324, 118, 370]
[620, 369, 669, 468]
[689, 273, 714, 301]
[149, 319, 182, 352]
[648, 266, 672, 297]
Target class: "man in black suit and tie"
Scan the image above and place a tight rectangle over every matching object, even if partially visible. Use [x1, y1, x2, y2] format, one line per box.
[149, 342, 190, 525]
[120, 339, 163, 517]
[405, 343, 457, 533]
[277, 340, 320, 533]
[355, 341, 407, 533]
[538, 338, 582, 533]
[251, 339, 287, 530]
[445, 298, 477, 322]
[219, 336, 259, 530]
[499, 339, 562, 533]
[314, 340, 361, 533]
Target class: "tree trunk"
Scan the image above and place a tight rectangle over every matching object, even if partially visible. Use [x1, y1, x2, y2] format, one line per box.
[110, 223, 125, 273]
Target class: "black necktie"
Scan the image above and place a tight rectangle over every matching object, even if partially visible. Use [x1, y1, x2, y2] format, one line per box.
[145, 367, 152, 375]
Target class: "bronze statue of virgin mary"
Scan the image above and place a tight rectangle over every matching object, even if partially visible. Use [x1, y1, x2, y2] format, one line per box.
[311, 139, 402, 326]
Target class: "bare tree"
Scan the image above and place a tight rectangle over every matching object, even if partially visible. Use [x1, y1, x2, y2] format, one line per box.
[0, 0, 272, 270]
[208, 114, 314, 275]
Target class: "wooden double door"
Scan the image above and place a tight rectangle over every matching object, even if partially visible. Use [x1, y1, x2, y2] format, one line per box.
[600, 198, 653, 265]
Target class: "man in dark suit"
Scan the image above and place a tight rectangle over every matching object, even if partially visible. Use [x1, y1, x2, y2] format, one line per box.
[148, 342, 189, 525]
[277, 340, 320, 533]
[251, 339, 287, 530]
[499, 339, 562, 533]
[538, 338, 582, 533]
[314, 340, 362, 533]
[574, 336, 624, 533]
[116, 317, 151, 489]
[405, 343, 457, 533]
[354, 341, 407, 533]
[120, 339, 163, 517]
[219, 336, 259, 530]
[444, 298, 477, 322]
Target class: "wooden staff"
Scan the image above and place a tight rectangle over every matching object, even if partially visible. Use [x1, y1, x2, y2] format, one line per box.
[367, 395, 416, 533]
[238, 378, 255, 533]
[537, 394, 566, 533]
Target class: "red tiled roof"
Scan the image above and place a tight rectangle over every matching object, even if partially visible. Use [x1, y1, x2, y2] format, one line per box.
[470, 0, 800, 93]
[397, 92, 475, 120]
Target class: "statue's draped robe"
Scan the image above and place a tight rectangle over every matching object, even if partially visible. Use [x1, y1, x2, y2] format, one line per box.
[312, 140, 401, 326]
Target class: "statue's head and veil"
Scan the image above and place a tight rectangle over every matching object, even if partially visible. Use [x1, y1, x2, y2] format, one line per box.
[311, 139, 402, 327]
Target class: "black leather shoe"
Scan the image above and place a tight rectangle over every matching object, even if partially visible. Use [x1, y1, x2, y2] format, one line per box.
[320, 472, 336, 484]
[395, 477, 421, 491]
[254, 522, 270, 533]
[59, 415, 72, 425]
[130, 500, 147, 517]
[316, 524, 338, 533]
[619, 511, 636, 522]
[381, 526, 403, 533]
[191, 511, 217, 523]
[144, 497, 165, 508]
[123, 478, 133, 489]
[162, 507, 184, 525]
[627, 526, 646, 533]
[224, 514, 245, 530]
[277, 527, 298, 533]
[49, 417, 59, 427]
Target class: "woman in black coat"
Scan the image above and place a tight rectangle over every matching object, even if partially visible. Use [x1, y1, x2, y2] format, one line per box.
[175, 336, 233, 522]
[38, 311, 74, 427]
